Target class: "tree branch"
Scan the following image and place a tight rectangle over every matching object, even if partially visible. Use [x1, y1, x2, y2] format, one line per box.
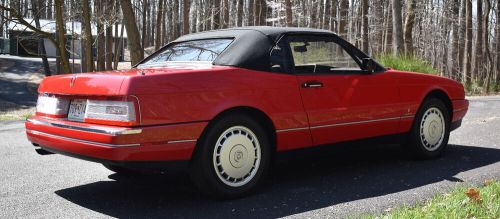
[0, 4, 56, 45]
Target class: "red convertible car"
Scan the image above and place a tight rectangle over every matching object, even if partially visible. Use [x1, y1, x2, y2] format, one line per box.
[26, 27, 468, 198]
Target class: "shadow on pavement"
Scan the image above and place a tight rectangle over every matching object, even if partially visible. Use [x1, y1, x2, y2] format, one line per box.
[0, 79, 39, 109]
[0, 58, 44, 108]
[55, 143, 500, 218]
[0, 57, 81, 109]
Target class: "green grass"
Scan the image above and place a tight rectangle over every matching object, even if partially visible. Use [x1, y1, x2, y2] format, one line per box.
[0, 113, 32, 120]
[362, 180, 500, 219]
[376, 54, 439, 75]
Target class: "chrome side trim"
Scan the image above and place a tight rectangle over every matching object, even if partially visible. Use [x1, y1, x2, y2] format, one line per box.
[400, 115, 415, 119]
[276, 127, 309, 133]
[167, 139, 197, 144]
[26, 118, 142, 136]
[310, 116, 410, 129]
[26, 130, 140, 147]
[276, 115, 415, 132]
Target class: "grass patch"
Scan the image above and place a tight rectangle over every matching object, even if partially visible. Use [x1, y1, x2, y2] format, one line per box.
[363, 180, 500, 219]
[376, 54, 439, 75]
[0, 113, 32, 121]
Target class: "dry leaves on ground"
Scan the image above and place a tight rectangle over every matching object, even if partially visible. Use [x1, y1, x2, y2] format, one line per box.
[464, 188, 482, 204]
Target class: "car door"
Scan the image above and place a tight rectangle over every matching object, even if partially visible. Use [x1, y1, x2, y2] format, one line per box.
[285, 34, 402, 146]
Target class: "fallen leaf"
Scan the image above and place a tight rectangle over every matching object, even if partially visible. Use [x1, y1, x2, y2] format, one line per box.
[464, 188, 482, 203]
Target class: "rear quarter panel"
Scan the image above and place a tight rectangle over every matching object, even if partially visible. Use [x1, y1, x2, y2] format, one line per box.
[122, 67, 309, 132]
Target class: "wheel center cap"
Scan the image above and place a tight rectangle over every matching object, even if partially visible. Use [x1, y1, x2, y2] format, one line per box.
[229, 144, 248, 168]
[429, 120, 440, 138]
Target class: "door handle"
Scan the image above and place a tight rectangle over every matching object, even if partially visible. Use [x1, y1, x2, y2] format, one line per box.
[301, 81, 324, 88]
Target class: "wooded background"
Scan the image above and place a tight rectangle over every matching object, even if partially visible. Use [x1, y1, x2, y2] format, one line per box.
[1, 0, 499, 93]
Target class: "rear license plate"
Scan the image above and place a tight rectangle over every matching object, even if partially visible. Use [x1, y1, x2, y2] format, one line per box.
[68, 99, 87, 122]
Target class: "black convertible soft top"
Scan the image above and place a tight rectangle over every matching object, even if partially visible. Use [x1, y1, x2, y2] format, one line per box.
[172, 26, 337, 71]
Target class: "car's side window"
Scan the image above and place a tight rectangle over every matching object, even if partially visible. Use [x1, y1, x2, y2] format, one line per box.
[287, 35, 362, 74]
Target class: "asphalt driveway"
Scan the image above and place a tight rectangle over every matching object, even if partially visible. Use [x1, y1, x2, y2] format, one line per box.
[0, 96, 499, 218]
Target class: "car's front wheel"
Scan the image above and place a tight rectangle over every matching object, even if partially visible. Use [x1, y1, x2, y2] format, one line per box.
[190, 114, 271, 199]
[407, 98, 450, 158]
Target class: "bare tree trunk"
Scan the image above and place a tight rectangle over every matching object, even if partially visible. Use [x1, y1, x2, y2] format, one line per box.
[484, 0, 492, 92]
[172, 0, 179, 36]
[236, 0, 243, 27]
[450, 0, 460, 79]
[361, 0, 369, 53]
[141, 0, 148, 48]
[212, 0, 220, 29]
[472, 0, 483, 82]
[96, 0, 105, 71]
[120, 0, 144, 65]
[183, 0, 190, 34]
[483, 0, 490, 57]
[148, 2, 153, 45]
[403, 0, 416, 55]
[462, 0, 472, 83]
[222, 0, 229, 27]
[0, 0, 4, 37]
[47, 0, 52, 19]
[323, 0, 331, 30]
[330, 0, 338, 31]
[457, 0, 465, 76]
[161, 0, 167, 44]
[105, 24, 113, 70]
[497, 0, 500, 86]
[54, 0, 70, 74]
[155, 0, 164, 49]
[339, 0, 349, 39]
[114, 20, 125, 69]
[391, 0, 404, 56]
[104, 0, 114, 70]
[311, 0, 317, 28]
[256, 0, 266, 25]
[383, 0, 393, 53]
[32, 0, 51, 76]
[285, 0, 292, 27]
[81, 0, 93, 72]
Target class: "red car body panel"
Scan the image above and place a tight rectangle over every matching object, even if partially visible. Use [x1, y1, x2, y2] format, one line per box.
[26, 115, 206, 161]
[26, 65, 468, 162]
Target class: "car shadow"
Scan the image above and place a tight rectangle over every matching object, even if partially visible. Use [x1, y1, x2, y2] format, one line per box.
[55, 143, 500, 218]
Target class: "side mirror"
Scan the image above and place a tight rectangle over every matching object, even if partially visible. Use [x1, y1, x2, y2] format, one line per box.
[362, 58, 375, 73]
[293, 45, 308, 53]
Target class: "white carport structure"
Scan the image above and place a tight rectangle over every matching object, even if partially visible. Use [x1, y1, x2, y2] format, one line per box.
[7, 19, 127, 59]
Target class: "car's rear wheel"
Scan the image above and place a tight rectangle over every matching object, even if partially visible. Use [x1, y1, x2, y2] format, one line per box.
[190, 114, 271, 199]
[407, 98, 450, 159]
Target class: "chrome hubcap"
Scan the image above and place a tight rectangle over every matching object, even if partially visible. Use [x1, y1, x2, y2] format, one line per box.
[213, 126, 261, 187]
[420, 107, 445, 151]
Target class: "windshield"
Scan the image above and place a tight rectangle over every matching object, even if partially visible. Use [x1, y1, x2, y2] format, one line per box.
[138, 39, 233, 67]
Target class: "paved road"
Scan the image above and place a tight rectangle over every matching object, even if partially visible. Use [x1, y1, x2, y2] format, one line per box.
[0, 55, 46, 107]
[1, 96, 499, 218]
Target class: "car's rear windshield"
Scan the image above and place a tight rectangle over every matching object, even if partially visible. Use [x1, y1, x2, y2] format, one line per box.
[138, 38, 233, 67]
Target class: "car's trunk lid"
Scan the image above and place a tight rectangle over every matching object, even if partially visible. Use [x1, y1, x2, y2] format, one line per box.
[37, 70, 142, 96]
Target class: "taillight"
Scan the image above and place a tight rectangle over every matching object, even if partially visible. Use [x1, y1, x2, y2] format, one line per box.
[36, 95, 140, 126]
[83, 100, 137, 126]
[36, 95, 69, 118]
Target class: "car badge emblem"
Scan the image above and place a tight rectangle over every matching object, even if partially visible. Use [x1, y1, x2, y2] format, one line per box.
[70, 76, 77, 88]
